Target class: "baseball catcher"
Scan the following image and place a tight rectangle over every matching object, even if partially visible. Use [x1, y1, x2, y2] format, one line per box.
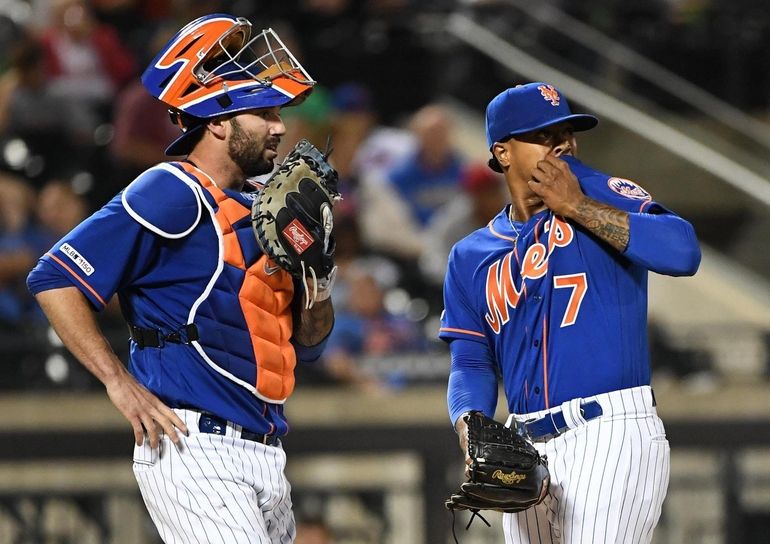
[446, 411, 550, 525]
[252, 139, 341, 308]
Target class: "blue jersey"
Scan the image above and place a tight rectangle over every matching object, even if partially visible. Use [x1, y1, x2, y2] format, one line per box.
[441, 156, 700, 417]
[27, 162, 327, 436]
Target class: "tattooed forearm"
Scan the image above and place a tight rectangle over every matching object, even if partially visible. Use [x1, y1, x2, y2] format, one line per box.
[293, 299, 334, 346]
[572, 196, 629, 251]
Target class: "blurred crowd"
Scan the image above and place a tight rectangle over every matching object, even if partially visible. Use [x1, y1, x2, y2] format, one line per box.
[562, 0, 770, 111]
[0, 0, 718, 394]
[444, 0, 770, 117]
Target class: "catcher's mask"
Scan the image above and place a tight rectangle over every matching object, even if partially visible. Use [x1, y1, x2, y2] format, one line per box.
[141, 13, 314, 155]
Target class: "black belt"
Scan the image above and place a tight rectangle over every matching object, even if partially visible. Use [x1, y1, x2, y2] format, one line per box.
[198, 413, 280, 447]
[520, 401, 604, 442]
[128, 324, 199, 348]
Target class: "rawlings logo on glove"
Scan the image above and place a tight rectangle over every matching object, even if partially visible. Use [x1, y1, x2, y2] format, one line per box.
[283, 220, 313, 254]
[251, 139, 341, 308]
[492, 469, 527, 485]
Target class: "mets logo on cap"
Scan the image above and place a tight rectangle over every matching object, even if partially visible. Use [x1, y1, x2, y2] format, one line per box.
[538, 84, 560, 106]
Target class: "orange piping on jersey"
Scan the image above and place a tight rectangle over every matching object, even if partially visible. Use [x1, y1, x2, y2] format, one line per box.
[439, 327, 486, 338]
[639, 199, 653, 212]
[262, 403, 276, 435]
[179, 162, 297, 402]
[488, 220, 519, 244]
[511, 247, 528, 300]
[542, 315, 550, 409]
[533, 218, 543, 241]
[517, 219, 542, 282]
[46, 253, 106, 307]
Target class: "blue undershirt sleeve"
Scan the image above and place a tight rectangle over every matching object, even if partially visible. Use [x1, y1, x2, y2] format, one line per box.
[447, 337, 498, 427]
[624, 210, 701, 276]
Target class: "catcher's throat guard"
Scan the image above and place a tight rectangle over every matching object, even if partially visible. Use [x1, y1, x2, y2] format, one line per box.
[446, 411, 550, 515]
[251, 139, 340, 302]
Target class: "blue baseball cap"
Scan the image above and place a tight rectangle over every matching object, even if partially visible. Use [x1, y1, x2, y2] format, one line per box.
[485, 82, 598, 149]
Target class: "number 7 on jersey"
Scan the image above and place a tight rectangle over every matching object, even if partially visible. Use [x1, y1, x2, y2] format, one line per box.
[553, 273, 587, 327]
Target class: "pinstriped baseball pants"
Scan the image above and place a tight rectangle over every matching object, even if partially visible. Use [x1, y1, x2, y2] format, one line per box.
[132, 409, 295, 544]
[504, 386, 669, 544]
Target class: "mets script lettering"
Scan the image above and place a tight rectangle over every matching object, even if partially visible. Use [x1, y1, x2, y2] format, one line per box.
[485, 216, 574, 333]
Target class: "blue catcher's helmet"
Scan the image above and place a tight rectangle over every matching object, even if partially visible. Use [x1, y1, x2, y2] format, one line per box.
[141, 13, 315, 155]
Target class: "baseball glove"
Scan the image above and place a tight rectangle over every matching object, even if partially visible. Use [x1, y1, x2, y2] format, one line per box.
[446, 411, 550, 515]
[251, 139, 340, 286]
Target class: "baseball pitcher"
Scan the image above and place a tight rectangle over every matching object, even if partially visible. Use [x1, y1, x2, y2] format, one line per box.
[442, 82, 701, 543]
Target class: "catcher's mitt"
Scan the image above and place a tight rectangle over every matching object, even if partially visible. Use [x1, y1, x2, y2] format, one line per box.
[446, 411, 550, 515]
[251, 139, 340, 287]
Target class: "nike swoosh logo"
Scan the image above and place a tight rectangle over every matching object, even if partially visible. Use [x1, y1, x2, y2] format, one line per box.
[264, 261, 281, 275]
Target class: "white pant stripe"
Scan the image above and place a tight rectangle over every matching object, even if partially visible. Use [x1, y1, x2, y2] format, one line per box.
[628, 419, 648, 542]
[206, 437, 258, 529]
[176, 436, 234, 542]
[618, 414, 642, 542]
[175, 442, 209, 544]
[580, 414, 599, 541]
[149, 453, 188, 544]
[636, 415, 659, 541]
[168, 454, 208, 544]
[185, 435, 241, 540]
[603, 392, 628, 543]
[598, 393, 616, 541]
[503, 386, 669, 543]
[166, 440, 202, 544]
[581, 419, 603, 539]
[152, 450, 182, 544]
[132, 409, 294, 543]
[241, 440, 268, 543]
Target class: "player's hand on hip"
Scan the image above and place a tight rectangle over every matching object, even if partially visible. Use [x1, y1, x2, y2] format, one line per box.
[529, 154, 585, 217]
[104, 370, 189, 448]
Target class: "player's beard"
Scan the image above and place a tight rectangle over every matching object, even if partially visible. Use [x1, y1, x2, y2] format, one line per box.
[228, 117, 277, 178]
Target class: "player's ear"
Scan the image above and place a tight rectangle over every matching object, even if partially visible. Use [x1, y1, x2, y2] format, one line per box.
[492, 142, 510, 170]
[206, 116, 229, 141]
